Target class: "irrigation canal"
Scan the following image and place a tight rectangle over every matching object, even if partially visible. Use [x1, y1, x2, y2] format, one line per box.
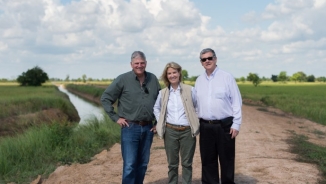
[58, 85, 104, 125]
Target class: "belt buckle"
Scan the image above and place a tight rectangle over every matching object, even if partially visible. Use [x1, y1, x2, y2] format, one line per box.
[175, 126, 182, 131]
[177, 125, 184, 131]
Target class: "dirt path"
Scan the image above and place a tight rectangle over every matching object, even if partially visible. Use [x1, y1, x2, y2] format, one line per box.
[37, 104, 326, 184]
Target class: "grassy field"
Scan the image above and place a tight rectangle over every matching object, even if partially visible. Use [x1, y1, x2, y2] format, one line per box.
[238, 82, 326, 126]
[65, 83, 106, 99]
[0, 84, 80, 136]
[0, 84, 78, 118]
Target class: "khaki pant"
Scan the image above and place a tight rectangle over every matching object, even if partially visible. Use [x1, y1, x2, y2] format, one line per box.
[164, 126, 196, 184]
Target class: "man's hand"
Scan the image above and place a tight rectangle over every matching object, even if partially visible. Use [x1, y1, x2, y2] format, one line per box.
[150, 125, 157, 134]
[230, 128, 239, 139]
[117, 118, 129, 128]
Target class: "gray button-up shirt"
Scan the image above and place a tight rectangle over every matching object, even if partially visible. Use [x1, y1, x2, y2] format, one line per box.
[101, 70, 161, 123]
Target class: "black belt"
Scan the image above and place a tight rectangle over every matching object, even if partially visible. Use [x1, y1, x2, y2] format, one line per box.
[200, 118, 223, 124]
[129, 121, 152, 126]
[166, 123, 190, 131]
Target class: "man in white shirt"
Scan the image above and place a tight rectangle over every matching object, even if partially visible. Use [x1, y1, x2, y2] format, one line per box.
[194, 48, 242, 184]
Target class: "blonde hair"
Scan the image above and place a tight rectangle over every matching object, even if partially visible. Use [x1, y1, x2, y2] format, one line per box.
[161, 62, 183, 87]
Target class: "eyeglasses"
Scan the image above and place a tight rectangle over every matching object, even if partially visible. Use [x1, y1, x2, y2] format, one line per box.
[200, 56, 214, 62]
[142, 83, 149, 94]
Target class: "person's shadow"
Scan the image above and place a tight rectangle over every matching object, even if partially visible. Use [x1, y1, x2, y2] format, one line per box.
[146, 178, 200, 184]
[146, 173, 258, 184]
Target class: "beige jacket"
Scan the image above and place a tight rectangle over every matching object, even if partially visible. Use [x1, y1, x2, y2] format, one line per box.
[156, 83, 200, 139]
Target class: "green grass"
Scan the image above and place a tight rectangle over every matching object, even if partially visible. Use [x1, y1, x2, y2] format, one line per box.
[0, 115, 120, 184]
[65, 83, 105, 99]
[0, 85, 79, 120]
[0, 85, 80, 136]
[0, 83, 121, 183]
[238, 83, 326, 125]
[287, 133, 326, 184]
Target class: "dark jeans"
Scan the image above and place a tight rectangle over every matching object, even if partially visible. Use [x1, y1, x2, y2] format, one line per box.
[199, 117, 235, 184]
[121, 122, 154, 184]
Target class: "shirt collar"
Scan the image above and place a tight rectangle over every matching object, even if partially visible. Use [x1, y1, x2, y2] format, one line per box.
[132, 70, 148, 82]
[169, 84, 180, 92]
[205, 66, 219, 79]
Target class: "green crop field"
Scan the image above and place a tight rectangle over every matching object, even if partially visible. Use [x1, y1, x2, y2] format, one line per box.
[0, 84, 79, 122]
[238, 83, 326, 126]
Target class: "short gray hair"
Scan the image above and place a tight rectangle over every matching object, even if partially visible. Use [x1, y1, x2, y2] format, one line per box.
[131, 51, 146, 60]
[199, 48, 216, 59]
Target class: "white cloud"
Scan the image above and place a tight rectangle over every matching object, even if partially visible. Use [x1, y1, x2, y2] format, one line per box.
[0, 41, 8, 51]
[0, 0, 325, 80]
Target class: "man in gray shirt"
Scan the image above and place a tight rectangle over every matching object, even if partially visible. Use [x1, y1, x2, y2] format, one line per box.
[101, 51, 161, 184]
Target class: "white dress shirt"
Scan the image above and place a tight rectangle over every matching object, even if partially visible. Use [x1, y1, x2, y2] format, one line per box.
[194, 66, 242, 131]
[153, 85, 196, 126]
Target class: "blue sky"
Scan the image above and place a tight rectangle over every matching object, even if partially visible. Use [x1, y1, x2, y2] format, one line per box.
[1, 0, 325, 80]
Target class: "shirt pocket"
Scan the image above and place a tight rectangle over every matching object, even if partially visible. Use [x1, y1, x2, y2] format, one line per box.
[214, 88, 226, 99]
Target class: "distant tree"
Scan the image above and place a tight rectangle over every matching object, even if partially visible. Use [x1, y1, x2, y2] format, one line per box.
[278, 71, 287, 83]
[240, 77, 245, 83]
[246, 73, 254, 81]
[181, 70, 189, 81]
[307, 75, 315, 82]
[17, 66, 49, 86]
[252, 74, 261, 87]
[291, 71, 306, 82]
[65, 75, 70, 82]
[297, 71, 307, 82]
[82, 74, 87, 83]
[271, 75, 278, 82]
[247, 73, 261, 87]
[49, 78, 62, 81]
[316, 76, 326, 82]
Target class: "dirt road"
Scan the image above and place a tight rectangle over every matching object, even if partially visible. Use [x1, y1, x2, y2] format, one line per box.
[37, 104, 326, 184]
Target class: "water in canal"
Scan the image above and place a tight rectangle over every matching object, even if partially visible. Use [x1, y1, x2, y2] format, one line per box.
[58, 85, 104, 125]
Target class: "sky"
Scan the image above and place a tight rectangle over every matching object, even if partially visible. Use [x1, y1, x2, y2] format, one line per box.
[1, 0, 326, 80]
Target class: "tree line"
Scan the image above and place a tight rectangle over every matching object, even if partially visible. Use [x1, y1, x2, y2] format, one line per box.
[2, 66, 325, 87]
[243, 71, 326, 87]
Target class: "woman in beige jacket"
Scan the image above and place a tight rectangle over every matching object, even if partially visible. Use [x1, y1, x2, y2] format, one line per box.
[153, 62, 200, 184]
